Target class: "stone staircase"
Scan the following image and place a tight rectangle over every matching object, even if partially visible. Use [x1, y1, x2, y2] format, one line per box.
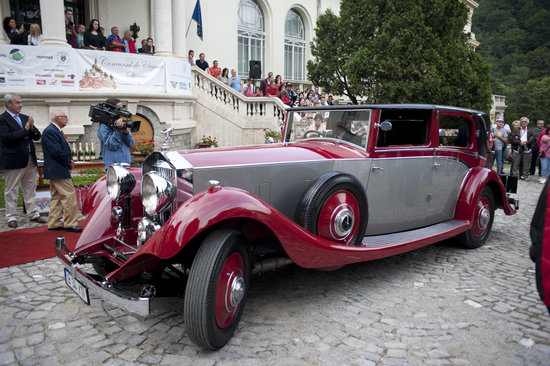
[191, 67, 287, 147]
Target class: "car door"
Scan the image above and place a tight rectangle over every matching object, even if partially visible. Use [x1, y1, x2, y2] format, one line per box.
[430, 111, 474, 221]
[365, 108, 436, 236]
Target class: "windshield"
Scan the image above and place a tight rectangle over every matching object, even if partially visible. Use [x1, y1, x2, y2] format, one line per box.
[285, 109, 372, 148]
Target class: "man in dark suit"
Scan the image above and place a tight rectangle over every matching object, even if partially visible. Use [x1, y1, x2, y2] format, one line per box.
[0, 93, 47, 228]
[41, 110, 82, 232]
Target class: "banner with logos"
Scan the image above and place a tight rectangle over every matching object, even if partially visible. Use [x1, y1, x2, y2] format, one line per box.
[0, 45, 78, 90]
[165, 57, 192, 94]
[0, 45, 191, 95]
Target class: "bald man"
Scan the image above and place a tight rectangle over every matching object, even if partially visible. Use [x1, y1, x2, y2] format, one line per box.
[41, 110, 82, 232]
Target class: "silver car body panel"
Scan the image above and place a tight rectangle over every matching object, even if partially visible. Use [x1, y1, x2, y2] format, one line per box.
[192, 159, 350, 219]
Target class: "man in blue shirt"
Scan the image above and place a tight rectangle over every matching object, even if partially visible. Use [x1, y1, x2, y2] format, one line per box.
[97, 98, 135, 170]
[227, 69, 243, 93]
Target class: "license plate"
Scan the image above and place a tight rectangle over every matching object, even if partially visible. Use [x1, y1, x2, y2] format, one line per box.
[64, 268, 90, 305]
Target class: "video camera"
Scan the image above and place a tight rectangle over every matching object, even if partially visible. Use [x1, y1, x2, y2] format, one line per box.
[88, 103, 141, 132]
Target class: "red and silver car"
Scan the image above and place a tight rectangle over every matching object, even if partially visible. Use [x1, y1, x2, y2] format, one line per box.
[56, 104, 518, 349]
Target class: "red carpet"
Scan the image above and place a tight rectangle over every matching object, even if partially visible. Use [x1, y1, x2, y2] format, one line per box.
[0, 222, 84, 269]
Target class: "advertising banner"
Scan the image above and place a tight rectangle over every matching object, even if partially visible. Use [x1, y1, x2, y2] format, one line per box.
[0, 44, 78, 91]
[0, 45, 191, 95]
[75, 49, 166, 92]
[166, 57, 193, 94]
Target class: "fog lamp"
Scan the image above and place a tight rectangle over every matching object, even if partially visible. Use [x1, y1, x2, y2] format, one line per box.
[137, 218, 160, 246]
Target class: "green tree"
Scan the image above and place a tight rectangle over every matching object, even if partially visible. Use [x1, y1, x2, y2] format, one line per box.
[307, 0, 492, 111]
[473, 0, 550, 123]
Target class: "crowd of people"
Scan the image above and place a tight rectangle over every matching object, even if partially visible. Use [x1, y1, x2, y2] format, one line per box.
[491, 116, 550, 184]
[3, 11, 155, 55]
[188, 50, 335, 107]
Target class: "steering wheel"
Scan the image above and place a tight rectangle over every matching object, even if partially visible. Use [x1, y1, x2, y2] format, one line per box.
[303, 130, 322, 138]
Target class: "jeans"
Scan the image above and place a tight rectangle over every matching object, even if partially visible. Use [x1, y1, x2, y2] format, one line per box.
[541, 156, 550, 177]
[494, 147, 504, 175]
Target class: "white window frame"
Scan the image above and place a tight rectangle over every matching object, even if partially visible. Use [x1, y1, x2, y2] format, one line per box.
[238, 0, 265, 78]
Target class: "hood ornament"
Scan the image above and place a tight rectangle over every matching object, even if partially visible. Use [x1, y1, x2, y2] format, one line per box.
[161, 128, 174, 152]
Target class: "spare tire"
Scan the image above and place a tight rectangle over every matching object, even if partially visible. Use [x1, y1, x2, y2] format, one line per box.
[296, 172, 368, 246]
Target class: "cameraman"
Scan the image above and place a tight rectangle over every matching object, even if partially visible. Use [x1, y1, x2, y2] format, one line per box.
[97, 98, 135, 170]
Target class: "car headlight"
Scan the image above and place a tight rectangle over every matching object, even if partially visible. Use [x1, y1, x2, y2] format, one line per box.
[141, 171, 176, 216]
[106, 165, 136, 201]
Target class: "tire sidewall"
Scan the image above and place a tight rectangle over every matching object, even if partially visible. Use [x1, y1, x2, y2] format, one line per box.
[296, 172, 368, 246]
[459, 186, 495, 249]
[184, 229, 250, 349]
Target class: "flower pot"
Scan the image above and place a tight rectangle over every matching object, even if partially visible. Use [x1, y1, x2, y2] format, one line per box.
[131, 152, 147, 166]
[197, 143, 213, 149]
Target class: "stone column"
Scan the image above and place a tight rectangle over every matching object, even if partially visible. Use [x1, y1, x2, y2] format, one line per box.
[39, 0, 71, 47]
[172, 0, 186, 58]
[153, 0, 173, 57]
[0, 4, 7, 44]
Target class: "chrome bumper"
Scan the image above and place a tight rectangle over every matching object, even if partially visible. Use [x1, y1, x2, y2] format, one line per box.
[55, 237, 150, 316]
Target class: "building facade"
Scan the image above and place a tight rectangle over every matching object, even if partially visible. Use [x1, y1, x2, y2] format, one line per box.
[1, 0, 480, 153]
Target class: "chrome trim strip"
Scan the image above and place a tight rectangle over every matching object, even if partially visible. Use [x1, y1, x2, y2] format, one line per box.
[189, 157, 366, 171]
[435, 148, 478, 157]
[55, 246, 150, 317]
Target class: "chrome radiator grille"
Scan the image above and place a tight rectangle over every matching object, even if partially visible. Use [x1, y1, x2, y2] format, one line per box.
[142, 153, 178, 225]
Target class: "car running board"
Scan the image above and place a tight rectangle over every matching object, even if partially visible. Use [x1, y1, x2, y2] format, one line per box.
[362, 220, 469, 248]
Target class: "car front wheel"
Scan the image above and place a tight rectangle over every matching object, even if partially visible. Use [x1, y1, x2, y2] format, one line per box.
[457, 186, 495, 249]
[184, 229, 250, 349]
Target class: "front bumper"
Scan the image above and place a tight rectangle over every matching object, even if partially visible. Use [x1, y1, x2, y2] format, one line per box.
[55, 236, 150, 316]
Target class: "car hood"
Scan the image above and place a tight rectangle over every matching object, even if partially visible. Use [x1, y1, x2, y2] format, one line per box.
[176, 140, 366, 168]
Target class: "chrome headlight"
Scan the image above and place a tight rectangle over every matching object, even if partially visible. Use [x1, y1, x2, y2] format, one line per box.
[106, 165, 136, 201]
[137, 217, 160, 246]
[141, 171, 176, 216]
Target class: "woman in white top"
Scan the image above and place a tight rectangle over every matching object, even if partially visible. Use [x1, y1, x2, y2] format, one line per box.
[27, 23, 42, 46]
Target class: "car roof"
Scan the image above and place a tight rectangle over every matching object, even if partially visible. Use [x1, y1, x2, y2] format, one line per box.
[286, 104, 486, 116]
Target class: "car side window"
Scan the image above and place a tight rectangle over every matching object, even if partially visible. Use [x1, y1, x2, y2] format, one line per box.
[438, 114, 472, 148]
[376, 109, 431, 147]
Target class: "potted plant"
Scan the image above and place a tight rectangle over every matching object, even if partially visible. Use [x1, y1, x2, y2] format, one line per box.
[131, 139, 155, 165]
[197, 135, 218, 148]
[264, 129, 282, 143]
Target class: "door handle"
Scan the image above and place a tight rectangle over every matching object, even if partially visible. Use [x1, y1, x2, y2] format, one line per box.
[433, 162, 441, 168]
[372, 165, 384, 171]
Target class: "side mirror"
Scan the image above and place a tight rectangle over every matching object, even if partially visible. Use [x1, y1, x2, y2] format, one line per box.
[379, 120, 392, 132]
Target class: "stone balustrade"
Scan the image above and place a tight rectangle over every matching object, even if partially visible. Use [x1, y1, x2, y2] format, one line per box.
[192, 66, 287, 122]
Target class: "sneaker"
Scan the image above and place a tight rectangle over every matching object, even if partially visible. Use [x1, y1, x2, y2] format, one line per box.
[540, 178, 547, 184]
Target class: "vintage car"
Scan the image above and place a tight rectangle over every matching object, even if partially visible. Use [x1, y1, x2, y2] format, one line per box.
[56, 104, 518, 349]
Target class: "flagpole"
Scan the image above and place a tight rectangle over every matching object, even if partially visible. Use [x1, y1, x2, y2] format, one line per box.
[185, 18, 193, 37]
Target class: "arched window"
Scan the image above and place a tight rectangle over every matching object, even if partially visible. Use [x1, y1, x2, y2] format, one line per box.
[238, 0, 265, 78]
[284, 10, 305, 81]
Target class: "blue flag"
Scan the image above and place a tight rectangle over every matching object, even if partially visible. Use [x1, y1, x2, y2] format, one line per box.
[192, 0, 203, 40]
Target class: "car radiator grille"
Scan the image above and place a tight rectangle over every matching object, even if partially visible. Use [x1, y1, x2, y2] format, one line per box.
[143, 154, 178, 225]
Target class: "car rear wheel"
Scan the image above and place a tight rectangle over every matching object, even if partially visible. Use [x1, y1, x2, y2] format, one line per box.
[184, 229, 250, 349]
[296, 172, 368, 246]
[457, 186, 495, 249]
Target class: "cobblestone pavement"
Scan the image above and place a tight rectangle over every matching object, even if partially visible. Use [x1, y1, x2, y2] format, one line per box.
[0, 180, 549, 365]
